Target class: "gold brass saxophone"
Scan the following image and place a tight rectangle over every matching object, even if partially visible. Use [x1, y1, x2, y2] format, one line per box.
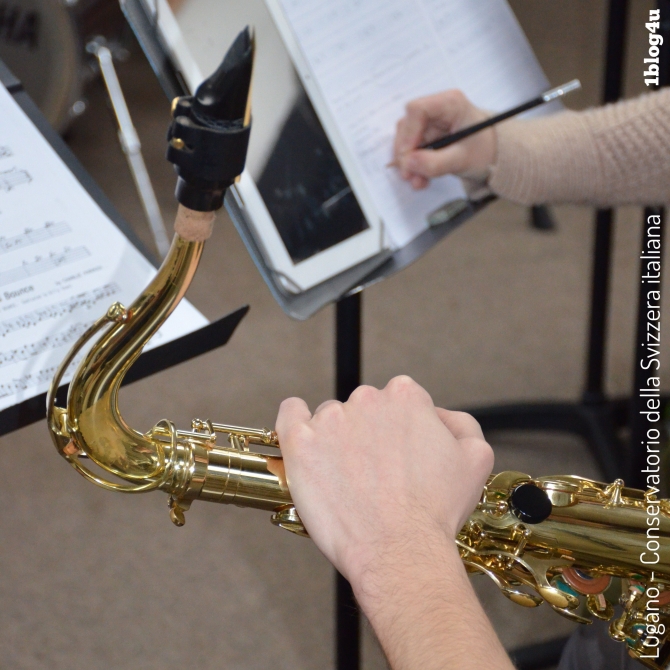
[46, 29, 670, 669]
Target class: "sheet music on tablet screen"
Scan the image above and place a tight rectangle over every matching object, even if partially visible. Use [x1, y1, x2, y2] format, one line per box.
[0, 83, 207, 412]
[272, 0, 551, 248]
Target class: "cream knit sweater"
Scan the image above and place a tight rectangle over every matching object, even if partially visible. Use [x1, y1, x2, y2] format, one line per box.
[488, 88, 670, 206]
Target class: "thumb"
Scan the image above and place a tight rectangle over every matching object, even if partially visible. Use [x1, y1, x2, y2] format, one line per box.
[400, 144, 471, 179]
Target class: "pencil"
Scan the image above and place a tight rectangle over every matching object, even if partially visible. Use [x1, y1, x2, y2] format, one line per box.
[388, 79, 581, 168]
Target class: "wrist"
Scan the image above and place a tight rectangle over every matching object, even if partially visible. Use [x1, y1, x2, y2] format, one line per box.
[350, 526, 463, 616]
[349, 528, 514, 670]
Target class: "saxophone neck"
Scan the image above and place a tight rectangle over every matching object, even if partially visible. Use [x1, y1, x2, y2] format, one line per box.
[58, 211, 213, 481]
[48, 26, 255, 486]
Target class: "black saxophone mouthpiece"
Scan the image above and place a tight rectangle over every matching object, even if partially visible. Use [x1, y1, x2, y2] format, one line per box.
[167, 26, 254, 211]
[192, 27, 254, 124]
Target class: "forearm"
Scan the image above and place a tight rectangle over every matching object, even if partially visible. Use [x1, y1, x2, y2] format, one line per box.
[353, 530, 514, 670]
[489, 88, 670, 207]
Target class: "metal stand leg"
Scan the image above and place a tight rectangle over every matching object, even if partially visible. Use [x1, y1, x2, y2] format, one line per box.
[335, 292, 362, 670]
[530, 205, 556, 231]
[90, 41, 171, 258]
[336, 572, 360, 670]
[583, 209, 615, 404]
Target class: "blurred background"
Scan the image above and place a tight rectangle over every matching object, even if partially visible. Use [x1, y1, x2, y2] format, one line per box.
[0, 0, 667, 668]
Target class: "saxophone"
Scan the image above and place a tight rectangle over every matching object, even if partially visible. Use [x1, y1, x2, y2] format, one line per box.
[46, 29, 670, 669]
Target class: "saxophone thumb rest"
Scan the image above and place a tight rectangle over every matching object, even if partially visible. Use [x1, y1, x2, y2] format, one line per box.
[46, 28, 670, 668]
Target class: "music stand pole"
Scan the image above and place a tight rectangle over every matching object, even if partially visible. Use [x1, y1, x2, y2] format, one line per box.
[335, 292, 362, 670]
[584, 0, 629, 405]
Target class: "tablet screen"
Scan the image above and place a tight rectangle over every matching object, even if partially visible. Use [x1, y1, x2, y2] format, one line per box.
[255, 92, 368, 264]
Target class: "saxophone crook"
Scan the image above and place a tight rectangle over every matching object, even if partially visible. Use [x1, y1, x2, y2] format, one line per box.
[47, 26, 301, 533]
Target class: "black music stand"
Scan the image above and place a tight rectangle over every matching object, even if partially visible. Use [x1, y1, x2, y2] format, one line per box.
[0, 60, 249, 438]
[501, 1, 669, 668]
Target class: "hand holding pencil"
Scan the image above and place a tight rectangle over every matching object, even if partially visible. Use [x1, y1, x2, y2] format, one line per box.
[391, 80, 580, 190]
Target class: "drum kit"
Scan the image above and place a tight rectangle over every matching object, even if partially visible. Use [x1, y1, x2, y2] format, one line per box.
[0, 0, 176, 254]
[0, 0, 128, 131]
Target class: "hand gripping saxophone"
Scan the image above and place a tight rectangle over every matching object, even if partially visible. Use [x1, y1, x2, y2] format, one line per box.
[47, 29, 670, 668]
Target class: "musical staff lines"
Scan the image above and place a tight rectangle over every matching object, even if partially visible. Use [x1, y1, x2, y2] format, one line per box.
[0, 221, 70, 255]
[0, 321, 91, 370]
[0, 358, 83, 399]
[0, 283, 120, 337]
[0, 246, 90, 288]
[0, 365, 60, 399]
[0, 167, 32, 192]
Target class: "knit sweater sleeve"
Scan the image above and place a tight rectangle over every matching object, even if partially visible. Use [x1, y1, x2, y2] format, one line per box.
[488, 88, 670, 206]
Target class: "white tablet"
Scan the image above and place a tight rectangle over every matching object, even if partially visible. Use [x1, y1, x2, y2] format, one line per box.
[153, 0, 386, 292]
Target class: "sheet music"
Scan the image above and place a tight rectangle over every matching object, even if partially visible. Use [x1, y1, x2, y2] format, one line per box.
[275, 0, 551, 247]
[0, 83, 208, 412]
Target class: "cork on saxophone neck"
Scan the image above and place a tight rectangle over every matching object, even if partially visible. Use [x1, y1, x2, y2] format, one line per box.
[174, 204, 216, 242]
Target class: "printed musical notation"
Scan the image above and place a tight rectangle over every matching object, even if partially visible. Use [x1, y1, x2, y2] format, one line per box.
[0, 167, 32, 192]
[0, 221, 70, 255]
[0, 283, 120, 338]
[0, 321, 91, 370]
[0, 78, 208, 413]
[0, 246, 90, 288]
[0, 365, 61, 400]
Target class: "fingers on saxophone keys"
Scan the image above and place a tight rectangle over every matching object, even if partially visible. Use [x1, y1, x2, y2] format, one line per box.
[276, 397, 312, 448]
[435, 408, 484, 440]
[384, 375, 434, 406]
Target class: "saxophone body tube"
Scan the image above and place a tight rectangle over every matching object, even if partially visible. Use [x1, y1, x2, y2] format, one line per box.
[162, 439, 291, 511]
[466, 472, 670, 579]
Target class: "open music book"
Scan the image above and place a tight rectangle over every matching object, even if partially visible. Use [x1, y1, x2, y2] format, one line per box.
[0, 80, 207, 413]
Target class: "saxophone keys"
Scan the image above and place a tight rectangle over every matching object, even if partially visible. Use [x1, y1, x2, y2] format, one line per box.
[550, 604, 593, 625]
[271, 504, 309, 537]
[586, 593, 615, 620]
[105, 302, 129, 323]
[168, 496, 190, 527]
[170, 507, 186, 527]
[561, 568, 612, 596]
[603, 479, 625, 507]
[538, 584, 578, 610]
[503, 589, 543, 608]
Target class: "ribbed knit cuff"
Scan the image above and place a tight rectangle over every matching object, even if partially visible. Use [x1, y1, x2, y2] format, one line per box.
[488, 89, 670, 207]
[489, 111, 601, 206]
